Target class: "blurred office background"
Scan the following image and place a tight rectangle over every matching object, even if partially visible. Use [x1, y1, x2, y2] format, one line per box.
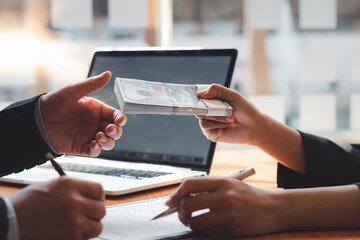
[1, 0, 360, 141]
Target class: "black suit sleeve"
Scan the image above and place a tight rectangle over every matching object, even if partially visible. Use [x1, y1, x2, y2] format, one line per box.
[0, 95, 58, 177]
[277, 131, 360, 189]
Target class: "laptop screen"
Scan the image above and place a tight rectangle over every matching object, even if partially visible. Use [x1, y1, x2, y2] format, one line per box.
[88, 49, 237, 171]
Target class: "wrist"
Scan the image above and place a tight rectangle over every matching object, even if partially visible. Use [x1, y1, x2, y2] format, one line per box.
[265, 190, 293, 233]
[274, 185, 360, 231]
[248, 112, 306, 174]
[249, 112, 271, 147]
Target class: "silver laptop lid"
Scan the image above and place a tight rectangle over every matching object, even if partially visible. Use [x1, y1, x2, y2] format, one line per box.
[88, 49, 237, 173]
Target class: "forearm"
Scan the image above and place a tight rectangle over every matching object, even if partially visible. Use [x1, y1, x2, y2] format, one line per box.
[274, 184, 360, 231]
[253, 114, 306, 174]
[0, 96, 50, 175]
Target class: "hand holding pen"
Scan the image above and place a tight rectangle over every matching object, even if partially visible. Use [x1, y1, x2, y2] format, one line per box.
[9, 154, 105, 239]
[152, 167, 255, 220]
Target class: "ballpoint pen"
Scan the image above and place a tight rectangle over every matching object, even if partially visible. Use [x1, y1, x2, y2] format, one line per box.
[152, 166, 255, 221]
[46, 152, 66, 176]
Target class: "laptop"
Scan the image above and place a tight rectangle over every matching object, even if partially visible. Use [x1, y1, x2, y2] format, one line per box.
[1, 48, 237, 195]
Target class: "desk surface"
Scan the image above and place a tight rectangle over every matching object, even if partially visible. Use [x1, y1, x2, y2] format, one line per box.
[1, 146, 359, 239]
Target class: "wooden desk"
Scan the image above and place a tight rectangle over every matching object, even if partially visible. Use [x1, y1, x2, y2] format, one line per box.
[1, 146, 360, 239]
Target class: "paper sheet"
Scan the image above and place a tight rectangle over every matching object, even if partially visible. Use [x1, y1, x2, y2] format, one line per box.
[299, 0, 337, 29]
[94, 197, 192, 240]
[299, 94, 336, 131]
[300, 46, 336, 82]
[350, 94, 360, 130]
[51, 0, 93, 29]
[249, 95, 285, 124]
[108, 0, 149, 28]
[247, 0, 283, 29]
[350, 49, 360, 82]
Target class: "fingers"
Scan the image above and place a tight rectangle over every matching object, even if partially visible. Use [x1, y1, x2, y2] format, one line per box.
[105, 124, 123, 140]
[189, 211, 226, 232]
[197, 84, 240, 104]
[78, 197, 105, 238]
[65, 71, 112, 99]
[177, 193, 218, 225]
[201, 128, 223, 142]
[96, 132, 115, 150]
[98, 111, 126, 144]
[89, 140, 101, 157]
[196, 115, 234, 123]
[76, 180, 105, 201]
[100, 105, 127, 127]
[83, 198, 106, 221]
[81, 140, 102, 157]
[91, 114, 125, 153]
[98, 108, 126, 147]
[199, 119, 232, 131]
[167, 178, 222, 208]
[82, 218, 103, 239]
[85, 123, 123, 156]
[100, 122, 123, 140]
[114, 111, 127, 127]
[198, 117, 230, 142]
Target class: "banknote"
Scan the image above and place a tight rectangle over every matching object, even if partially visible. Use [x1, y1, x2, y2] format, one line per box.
[114, 77, 232, 116]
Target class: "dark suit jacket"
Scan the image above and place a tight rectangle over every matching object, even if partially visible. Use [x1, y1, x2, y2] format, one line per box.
[0, 95, 58, 239]
[278, 131, 360, 189]
[0, 95, 54, 176]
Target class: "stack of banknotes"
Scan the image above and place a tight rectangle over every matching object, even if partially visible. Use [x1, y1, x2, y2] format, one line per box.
[114, 77, 233, 116]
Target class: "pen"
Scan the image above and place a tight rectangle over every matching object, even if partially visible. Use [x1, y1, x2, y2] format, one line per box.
[152, 167, 255, 221]
[45, 152, 66, 176]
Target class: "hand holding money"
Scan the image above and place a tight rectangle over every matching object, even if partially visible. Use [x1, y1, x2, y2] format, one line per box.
[114, 78, 233, 116]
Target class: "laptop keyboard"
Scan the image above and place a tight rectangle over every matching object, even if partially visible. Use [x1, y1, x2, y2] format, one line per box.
[39, 163, 172, 179]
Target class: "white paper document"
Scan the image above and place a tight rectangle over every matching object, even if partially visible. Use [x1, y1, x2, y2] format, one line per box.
[299, 94, 336, 131]
[299, 0, 337, 29]
[249, 95, 285, 124]
[94, 197, 192, 240]
[247, 0, 283, 29]
[51, 0, 93, 29]
[300, 46, 336, 82]
[108, 0, 149, 28]
[350, 49, 360, 82]
[350, 94, 360, 130]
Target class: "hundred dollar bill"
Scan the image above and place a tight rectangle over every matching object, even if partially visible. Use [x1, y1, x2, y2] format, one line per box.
[114, 77, 233, 116]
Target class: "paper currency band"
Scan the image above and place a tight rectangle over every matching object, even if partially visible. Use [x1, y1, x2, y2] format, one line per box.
[201, 99, 231, 116]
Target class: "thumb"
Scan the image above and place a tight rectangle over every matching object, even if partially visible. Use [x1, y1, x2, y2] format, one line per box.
[197, 84, 240, 104]
[65, 71, 112, 99]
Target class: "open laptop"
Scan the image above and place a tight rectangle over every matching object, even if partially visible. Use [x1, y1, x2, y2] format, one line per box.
[1, 48, 237, 195]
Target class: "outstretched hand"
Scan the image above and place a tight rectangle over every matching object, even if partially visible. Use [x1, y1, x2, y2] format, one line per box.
[40, 71, 126, 157]
[197, 84, 263, 145]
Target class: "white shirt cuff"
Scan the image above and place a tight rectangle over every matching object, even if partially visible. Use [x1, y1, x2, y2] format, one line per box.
[34, 96, 60, 155]
[3, 197, 19, 240]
